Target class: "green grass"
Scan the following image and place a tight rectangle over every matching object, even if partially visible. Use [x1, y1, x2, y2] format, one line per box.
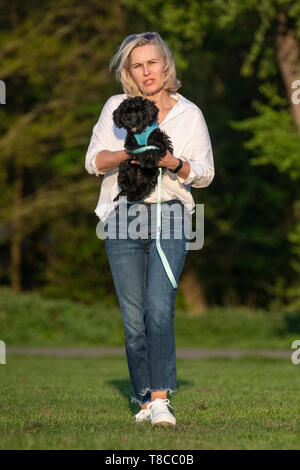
[0, 355, 299, 449]
[0, 286, 299, 349]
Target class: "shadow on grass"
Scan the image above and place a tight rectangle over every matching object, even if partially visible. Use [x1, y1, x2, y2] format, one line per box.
[108, 379, 192, 414]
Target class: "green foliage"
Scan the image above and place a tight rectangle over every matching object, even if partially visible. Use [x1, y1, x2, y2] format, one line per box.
[230, 78, 300, 309]
[0, 287, 297, 348]
[122, 0, 211, 70]
[0, 286, 123, 346]
[230, 85, 300, 180]
[0, 0, 125, 299]
[1, 0, 300, 312]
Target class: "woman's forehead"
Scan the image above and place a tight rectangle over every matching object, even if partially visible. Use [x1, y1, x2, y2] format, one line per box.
[129, 44, 161, 63]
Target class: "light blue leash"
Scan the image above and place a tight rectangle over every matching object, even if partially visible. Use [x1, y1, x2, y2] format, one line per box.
[155, 167, 178, 289]
[130, 123, 178, 289]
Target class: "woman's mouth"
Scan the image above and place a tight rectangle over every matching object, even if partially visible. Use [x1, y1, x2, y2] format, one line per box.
[143, 79, 155, 86]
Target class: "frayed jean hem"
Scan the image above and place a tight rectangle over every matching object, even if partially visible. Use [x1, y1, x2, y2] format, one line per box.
[131, 388, 177, 405]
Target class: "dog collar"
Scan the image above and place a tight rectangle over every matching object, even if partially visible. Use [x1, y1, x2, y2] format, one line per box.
[131, 145, 158, 154]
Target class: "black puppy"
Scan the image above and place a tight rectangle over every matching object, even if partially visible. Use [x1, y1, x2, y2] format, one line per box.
[112, 96, 173, 202]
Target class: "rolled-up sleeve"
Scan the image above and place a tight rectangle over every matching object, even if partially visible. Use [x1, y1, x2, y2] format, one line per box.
[84, 97, 115, 176]
[177, 109, 215, 188]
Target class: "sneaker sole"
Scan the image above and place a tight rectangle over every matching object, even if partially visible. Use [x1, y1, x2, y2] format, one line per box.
[151, 414, 176, 427]
[152, 421, 176, 427]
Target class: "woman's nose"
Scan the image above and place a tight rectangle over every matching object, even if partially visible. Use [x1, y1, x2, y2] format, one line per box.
[143, 65, 150, 75]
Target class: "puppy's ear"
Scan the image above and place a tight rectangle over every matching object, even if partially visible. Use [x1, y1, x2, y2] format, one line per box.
[113, 106, 124, 129]
[143, 98, 159, 123]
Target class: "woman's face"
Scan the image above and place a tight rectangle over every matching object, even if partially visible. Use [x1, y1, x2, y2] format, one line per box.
[128, 44, 167, 96]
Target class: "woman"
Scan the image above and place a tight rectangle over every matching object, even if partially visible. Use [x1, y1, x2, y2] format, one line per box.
[85, 32, 214, 427]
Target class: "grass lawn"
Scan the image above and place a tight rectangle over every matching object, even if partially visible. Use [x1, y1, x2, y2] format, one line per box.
[0, 354, 299, 449]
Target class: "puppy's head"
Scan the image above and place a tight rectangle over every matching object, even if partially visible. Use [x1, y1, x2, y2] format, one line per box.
[113, 96, 159, 133]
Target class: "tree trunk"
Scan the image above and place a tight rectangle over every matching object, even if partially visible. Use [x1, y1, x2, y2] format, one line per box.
[276, 4, 300, 134]
[10, 161, 23, 291]
[180, 269, 207, 315]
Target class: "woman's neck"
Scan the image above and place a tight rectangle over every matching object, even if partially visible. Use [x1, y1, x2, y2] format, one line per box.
[142, 88, 172, 110]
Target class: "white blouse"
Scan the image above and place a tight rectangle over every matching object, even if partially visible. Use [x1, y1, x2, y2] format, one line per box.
[84, 92, 215, 222]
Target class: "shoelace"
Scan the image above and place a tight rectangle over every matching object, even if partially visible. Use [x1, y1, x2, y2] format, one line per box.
[136, 409, 150, 418]
[148, 398, 173, 411]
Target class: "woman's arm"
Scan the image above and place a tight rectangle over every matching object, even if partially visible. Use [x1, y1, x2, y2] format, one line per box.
[85, 96, 128, 176]
[94, 149, 129, 174]
[176, 110, 214, 188]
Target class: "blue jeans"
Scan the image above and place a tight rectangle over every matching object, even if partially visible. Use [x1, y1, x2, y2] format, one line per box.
[104, 199, 190, 404]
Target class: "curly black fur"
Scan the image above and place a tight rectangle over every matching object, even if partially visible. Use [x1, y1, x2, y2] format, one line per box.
[112, 96, 173, 202]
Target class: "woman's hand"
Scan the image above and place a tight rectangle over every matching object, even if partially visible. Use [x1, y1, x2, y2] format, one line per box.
[131, 150, 179, 170]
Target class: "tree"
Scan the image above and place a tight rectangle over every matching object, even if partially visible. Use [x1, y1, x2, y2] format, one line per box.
[0, 0, 126, 300]
[120, 0, 300, 311]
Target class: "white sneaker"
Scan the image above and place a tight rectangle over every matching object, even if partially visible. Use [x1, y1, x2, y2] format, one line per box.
[148, 398, 176, 427]
[135, 407, 151, 423]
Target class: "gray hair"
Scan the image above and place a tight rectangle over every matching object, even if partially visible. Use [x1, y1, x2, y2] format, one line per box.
[109, 32, 182, 97]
